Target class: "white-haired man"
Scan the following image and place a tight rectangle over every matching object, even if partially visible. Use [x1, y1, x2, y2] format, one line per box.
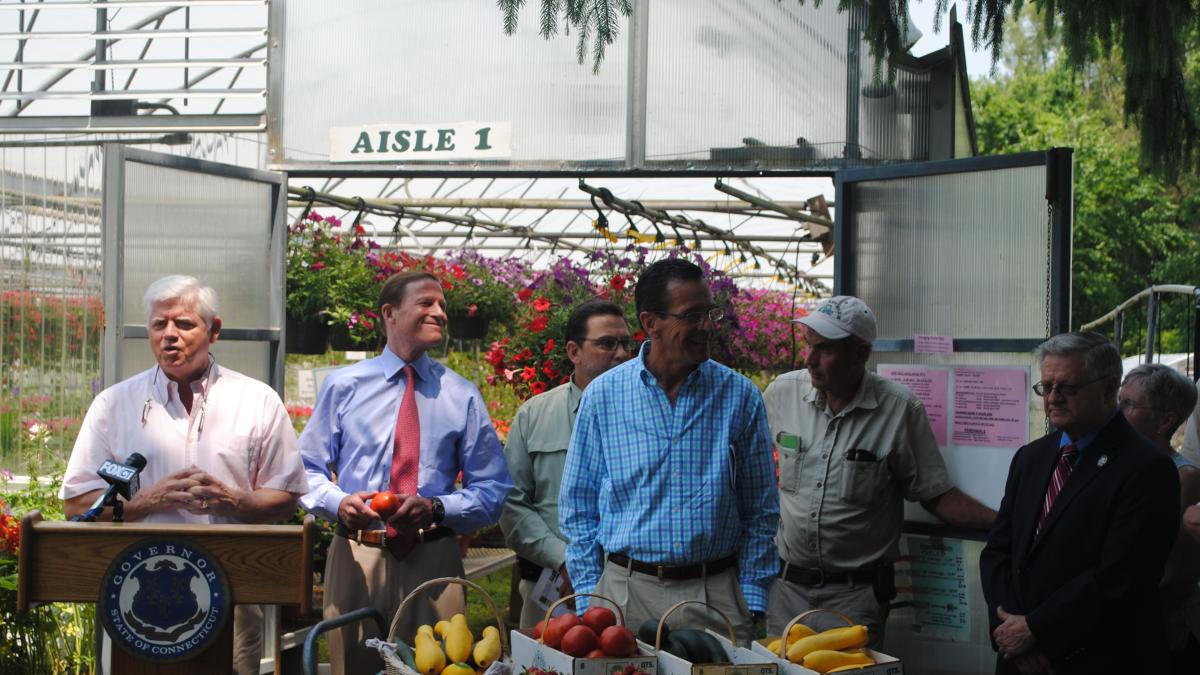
[763, 295, 995, 646]
[61, 274, 310, 675]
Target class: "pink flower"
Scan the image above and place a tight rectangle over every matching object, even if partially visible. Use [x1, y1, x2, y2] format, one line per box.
[310, 262, 326, 271]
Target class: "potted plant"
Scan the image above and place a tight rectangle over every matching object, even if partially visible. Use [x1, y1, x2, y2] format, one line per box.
[440, 250, 531, 340]
[287, 211, 385, 352]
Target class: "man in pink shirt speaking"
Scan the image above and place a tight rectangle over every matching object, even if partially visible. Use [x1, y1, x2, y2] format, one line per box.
[61, 274, 309, 675]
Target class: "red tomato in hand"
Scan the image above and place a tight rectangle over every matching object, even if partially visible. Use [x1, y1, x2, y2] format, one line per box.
[371, 492, 399, 518]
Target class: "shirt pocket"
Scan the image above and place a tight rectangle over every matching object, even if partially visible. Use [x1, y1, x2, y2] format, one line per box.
[776, 442, 802, 493]
[211, 434, 259, 486]
[840, 452, 886, 506]
[526, 440, 567, 504]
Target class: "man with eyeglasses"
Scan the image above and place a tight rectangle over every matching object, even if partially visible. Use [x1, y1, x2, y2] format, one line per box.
[560, 258, 779, 643]
[980, 332, 1180, 675]
[60, 275, 309, 675]
[763, 295, 995, 647]
[500, 299, 633, 629]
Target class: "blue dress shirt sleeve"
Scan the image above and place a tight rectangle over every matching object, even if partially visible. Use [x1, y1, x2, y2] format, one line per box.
[560, 386, 606, 611]
[440, 388, 512, 532]
[734, 389, 781, 612]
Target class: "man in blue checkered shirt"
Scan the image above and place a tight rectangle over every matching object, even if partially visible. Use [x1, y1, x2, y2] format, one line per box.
[560, 258, 779, 643]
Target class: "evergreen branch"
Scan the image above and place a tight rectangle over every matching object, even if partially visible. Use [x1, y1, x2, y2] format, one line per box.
[540, 0, 561, 38]
[498, 0, 526, 36]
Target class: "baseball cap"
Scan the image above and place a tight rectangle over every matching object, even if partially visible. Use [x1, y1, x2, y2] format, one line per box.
[796, 296, 877, 344]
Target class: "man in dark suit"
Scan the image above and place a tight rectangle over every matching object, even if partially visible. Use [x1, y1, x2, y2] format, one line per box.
[980, 331, 1180, 674]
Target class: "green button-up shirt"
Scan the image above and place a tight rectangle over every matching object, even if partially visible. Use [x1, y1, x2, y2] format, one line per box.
[763, 370, 953, 571]
[499, 379, 582, 571]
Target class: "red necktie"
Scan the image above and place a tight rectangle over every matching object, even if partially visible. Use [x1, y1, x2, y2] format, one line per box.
[1037, 442, 1078, 533]
[386, 364, 420, 560]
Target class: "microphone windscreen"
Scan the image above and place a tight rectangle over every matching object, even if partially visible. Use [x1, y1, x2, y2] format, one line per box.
[126, 453, 147, 470]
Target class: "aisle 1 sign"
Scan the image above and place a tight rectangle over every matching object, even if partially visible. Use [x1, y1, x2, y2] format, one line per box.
[330, 122, 512, 162]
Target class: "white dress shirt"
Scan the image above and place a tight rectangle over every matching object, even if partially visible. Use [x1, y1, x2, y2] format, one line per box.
[61, 363, 309, 524]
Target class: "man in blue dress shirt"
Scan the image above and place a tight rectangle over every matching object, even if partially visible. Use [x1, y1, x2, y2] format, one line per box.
[560, 258, 779, 643]
[299, 271, 512, 675]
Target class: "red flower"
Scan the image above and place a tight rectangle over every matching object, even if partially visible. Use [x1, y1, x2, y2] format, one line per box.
[530, 381, 548, 395]
[543, 339, 556, 355]
[467, 303, 479, 317]
[485, 344, 506, 366]
[451, 264, 467, 280]
[633, 330, 645, 342]
[533, 297, 551, 312]
[610, 274, 626, 291]
[521, 366, 537, 382]
[541, 360, 559, 379]
[530, 315, 549, 333]
[516, 348, 533, 361]
[518, 288, 533, 302]
[310, 262, 326, 271]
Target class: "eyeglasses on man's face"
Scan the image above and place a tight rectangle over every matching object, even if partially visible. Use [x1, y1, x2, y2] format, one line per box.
[1032, 376, 1106, 398]
[582, 336, 635, 352]
[656, 306, 725, 326]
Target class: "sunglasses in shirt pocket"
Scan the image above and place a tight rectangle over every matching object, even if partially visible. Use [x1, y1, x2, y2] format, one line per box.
[840, 448, 885, 505]
[775, 431, 803, 493]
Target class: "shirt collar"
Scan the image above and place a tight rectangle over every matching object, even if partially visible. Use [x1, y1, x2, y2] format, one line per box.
[634, 340, 710, 389]
[156, 360, 219, 403]
[1059, 407, 1120, 452]
[804, 369, 879, 415]
[567, 374, 584, 414]
[379, 345, 435, 384]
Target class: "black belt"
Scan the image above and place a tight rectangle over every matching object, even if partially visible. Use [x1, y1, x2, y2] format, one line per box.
[779, 560, 877, 587]
[606, 553, 737, 580]
[335, 524, 456, 548]
[517, 556, 543, 582]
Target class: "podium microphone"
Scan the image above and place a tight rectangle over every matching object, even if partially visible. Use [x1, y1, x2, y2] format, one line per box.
[70, 453, 147, 523]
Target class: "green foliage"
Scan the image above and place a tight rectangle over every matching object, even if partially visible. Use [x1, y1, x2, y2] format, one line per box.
[973, 5, 1199, 352]
[0, 472, 95, 674]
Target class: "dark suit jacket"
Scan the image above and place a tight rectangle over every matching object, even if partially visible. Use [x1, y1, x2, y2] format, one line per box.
[979, 413, 1180, 674]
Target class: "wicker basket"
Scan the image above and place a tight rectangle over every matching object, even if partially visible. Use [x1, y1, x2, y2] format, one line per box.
[373, 576, 512, 675]
[774, 608, 856, 658]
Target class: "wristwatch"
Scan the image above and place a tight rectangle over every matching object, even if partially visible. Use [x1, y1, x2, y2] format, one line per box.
[430, 497, 445, 524]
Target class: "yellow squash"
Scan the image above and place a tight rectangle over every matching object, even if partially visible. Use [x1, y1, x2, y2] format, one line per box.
[441, 663, 475, 675]
[415, 627, 447, 675]
[785, 625, 869, 664]
[473, 626, 501, 669]
[445, 614, 474, 664]
[787, 623, 817, 644]
[803, 649, 874, 673]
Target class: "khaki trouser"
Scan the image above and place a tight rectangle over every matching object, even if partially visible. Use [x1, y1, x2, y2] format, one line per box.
[594, 558, 753, 646]
[766, 577, 888, 649]
[518, 578, 545, 630]
[323, 535, 465, 675]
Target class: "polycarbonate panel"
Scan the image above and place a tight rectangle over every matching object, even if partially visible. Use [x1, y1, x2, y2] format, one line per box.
[645, 0, 851, 164]
[123, 338, 270, 384]
[120, 160, 275, 338]
[847, 165, 1049, 339]
[277, 0, 628, 166]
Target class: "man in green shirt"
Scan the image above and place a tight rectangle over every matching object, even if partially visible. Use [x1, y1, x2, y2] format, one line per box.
[500, 299, 633, 628]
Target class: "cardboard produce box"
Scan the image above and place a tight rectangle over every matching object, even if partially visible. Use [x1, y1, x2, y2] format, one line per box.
[638, 630, 779, 675]
[750, 640, 902, 675]
[511, 629, 658, 675]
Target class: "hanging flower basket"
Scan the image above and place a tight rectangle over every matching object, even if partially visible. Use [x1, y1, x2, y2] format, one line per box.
[285, 315, 329, 355]
[329, 322, 379, 352]
[448, 313, 490, 340]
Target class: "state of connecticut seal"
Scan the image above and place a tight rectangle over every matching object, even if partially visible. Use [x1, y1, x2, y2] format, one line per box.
[99, 538, 231, 662]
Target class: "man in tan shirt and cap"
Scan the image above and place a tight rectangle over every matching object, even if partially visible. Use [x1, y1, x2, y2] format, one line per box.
[763, 295, 995, 647]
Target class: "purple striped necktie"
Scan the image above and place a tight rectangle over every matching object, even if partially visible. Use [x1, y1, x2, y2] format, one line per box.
[1038, 442, 1079, 533]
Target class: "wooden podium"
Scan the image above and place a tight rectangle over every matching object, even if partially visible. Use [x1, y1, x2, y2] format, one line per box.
[17, 511, 314, 674]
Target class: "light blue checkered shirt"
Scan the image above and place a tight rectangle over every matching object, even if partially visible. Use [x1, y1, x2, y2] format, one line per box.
[560, 343, 780, 612]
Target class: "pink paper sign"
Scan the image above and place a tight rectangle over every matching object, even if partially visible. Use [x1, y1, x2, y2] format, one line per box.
[952, 367, 1029, 448]
[914, 334, 955, 354]
[879, 365, 950, 447]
